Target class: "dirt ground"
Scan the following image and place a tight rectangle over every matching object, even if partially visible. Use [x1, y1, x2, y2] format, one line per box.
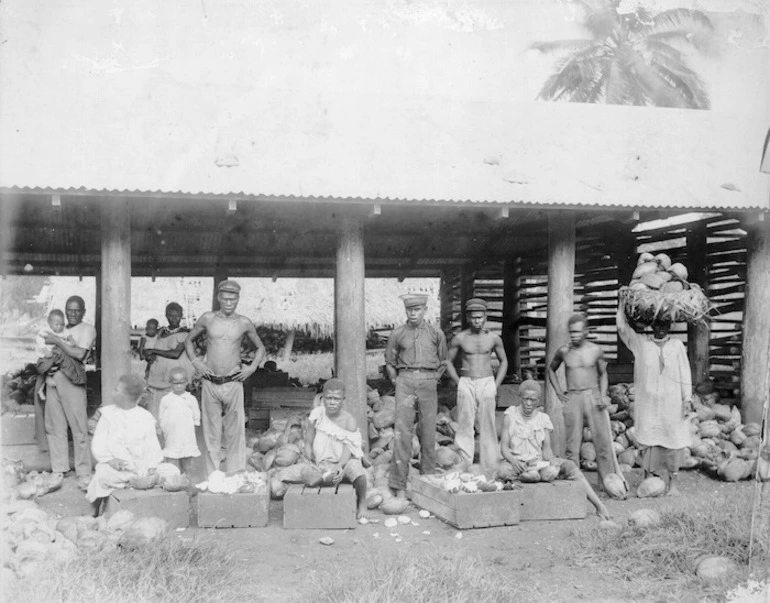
[34, 469, 755, 603]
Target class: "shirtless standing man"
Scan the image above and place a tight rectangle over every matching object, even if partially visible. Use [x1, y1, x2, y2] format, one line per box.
[547, 313, 626, 496]
[445, 298, 508, 471]
[185, 280, 266, 473]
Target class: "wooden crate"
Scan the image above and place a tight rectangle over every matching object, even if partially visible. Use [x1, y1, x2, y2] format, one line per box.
[519, 480, 588, 521]
[283, 483, 357, 529]
[105, 488, 190, 529]
[196, 490, 269, 528]
[2, 413, 37, 446]
[252, 387, 317, 410]
[408, 476, 520, 529]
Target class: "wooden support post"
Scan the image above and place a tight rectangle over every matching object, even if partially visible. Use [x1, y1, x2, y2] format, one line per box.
[502, 258, 521, 378]
[741, 220, 770, 424]
[94, 267, 102, 370]
[100, 198, 132, 402]
[281, 329, 296, 362]
[334, 214, 368, 451]
[211, 267, 227, 311]
[686, 222, 710, 388]
[545, 213, 575, 457]
[612, 223, 637, 365]
[439, 270, 454, 337]
[459, 267, 474, 330]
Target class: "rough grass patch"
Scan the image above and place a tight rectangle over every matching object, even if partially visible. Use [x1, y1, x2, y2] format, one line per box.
[569, 488, 767, 602]
[304, 545, 538, 603]
[4, 536, 248, 603]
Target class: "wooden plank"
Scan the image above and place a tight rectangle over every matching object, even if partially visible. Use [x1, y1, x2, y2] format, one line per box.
[408, 476, 520, 529]
[283, 483, 357, 529]
[196, 491, 269, 528]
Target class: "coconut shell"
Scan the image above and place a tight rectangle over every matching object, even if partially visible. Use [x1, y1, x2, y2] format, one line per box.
[366, 493, 383, 510]
[602, 473, 628, 500]
[255, 431, 280, 453]
[618, 448, 637, 467]
[721, 458, 751, 482]
[655, 253, 672, 270]
[270, 477, 288, 500]
[660, 281, 684, 294]
[535, 464, 557, 482]
[640, 272, 666, 290]
[435, 446, 460, 469]
[696, 556, 738, 582]
[632, 261, 659, 279]
[669, 262, 688, 281]
[636, 476, 666, 498]
[712, 404, 732, 422]
[519, 469, 541, 483]
[743, 423, 761, 437]
[580, 442, 597, 462]
[629, 508, 661, 528]
[381, 498, 409, 515]
[273, 446, 301, 467]
[300, 465, 324, 487]
[495, 463, 517, 482]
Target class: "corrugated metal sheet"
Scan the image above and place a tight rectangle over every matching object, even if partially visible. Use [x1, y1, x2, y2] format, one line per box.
[1, 0, 768, 210]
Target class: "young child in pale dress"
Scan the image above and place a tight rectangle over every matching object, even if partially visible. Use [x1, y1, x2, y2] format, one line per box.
[158, 367, 201, 475]
[86, 374, 163, 516]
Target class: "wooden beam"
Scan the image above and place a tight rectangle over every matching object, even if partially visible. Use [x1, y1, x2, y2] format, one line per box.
[741, 220, 770, 424]
[686, 222, 710, 387]
[334, 214, 368, 452]
[368, 204, 381, 218]
[100, 197, 132, 402]
[545, 212, 575, 457]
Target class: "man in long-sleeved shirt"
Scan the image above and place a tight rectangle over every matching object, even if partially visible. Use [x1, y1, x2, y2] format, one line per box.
[385, 293, 447, 500]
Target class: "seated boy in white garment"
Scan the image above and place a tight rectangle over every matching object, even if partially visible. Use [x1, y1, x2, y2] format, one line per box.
[499, 379, 611, 520]
[303, 378, 369, 521]
[86, 374, 163, 516]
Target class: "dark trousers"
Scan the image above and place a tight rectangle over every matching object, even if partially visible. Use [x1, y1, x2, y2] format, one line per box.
[388, 372, 438, 490]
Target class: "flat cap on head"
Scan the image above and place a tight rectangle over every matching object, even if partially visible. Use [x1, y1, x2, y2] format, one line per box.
[465, 298, 487, 312]
[400, 293, 428, 308]
[217, 280, 241, 294]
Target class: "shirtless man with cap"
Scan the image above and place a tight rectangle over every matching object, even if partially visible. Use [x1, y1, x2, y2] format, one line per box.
[385, 293, 447, 500]
[185, 280, 266, 473]
[445, 298, 508, 471]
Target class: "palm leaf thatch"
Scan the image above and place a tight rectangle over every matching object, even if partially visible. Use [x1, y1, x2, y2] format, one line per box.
[532, 0, 713, 109]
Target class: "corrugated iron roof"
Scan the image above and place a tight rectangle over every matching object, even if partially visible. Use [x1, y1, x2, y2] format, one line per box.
[0, 0, 768, 210]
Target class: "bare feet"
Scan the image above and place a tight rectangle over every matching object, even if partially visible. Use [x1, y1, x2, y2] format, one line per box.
[597, 504, 611, 521]
[666, 485, 681, 497]
[390, 488, 407, 501]
[357, 503, 370, 522]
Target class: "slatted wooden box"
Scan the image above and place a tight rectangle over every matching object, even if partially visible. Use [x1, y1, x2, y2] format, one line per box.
[408, 476, 521, 529]
[283, 483, 357, 529]
[519, 480, 588, 521]
[197, 490, 269, 528]
[105, 488, 190, 529]
[2, 413, 37, 446]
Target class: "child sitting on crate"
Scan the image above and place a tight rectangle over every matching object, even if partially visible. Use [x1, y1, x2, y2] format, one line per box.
[499, 379, 611, 520]
[158, 367, 201, 475]
[85, 374, 163, 516]
[303, 378, 369, 521]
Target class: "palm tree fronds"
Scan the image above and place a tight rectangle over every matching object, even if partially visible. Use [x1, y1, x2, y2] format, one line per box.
[650, 8, 713, 34]
[529, 39, 594, 54]
[534, 1, 712, 109]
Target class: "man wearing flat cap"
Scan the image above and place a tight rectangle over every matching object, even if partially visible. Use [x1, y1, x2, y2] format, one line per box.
[185, 279, 266, 473]
[445, 298, 508, 471]
[385, 293, 447, 500]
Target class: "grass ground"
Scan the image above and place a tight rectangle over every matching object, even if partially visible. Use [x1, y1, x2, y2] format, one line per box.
[569, 484, 767, 602]
[27, 472, 767, 603]
[3, 537, 250, 603]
